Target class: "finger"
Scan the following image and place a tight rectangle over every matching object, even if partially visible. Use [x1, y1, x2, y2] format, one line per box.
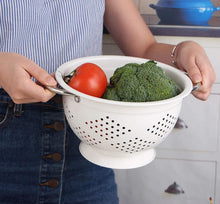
[11, 89, 55, 104]
[22, 60, 57, 86]
[176, 54, 202, 85]
[36, 73, 56, 87]
[11, 97, 45, 104]
[195, 56, 215, 92]
[26, 82, 56, 102]
[11, 79, 56, 104]
[184, 61, 202, 84]
[191, 87, 211, 101]
[51, 73, 55, 77]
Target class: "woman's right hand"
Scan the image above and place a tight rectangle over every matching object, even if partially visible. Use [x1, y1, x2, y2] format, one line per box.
[0, 52, 57, 104]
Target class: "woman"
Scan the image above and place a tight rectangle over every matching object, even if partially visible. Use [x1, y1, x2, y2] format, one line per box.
[0, 0, 215, 203]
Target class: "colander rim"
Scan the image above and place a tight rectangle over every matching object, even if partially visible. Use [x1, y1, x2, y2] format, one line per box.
[55, 55, 193, 107]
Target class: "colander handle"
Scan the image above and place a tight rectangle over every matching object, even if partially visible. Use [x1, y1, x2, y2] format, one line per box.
[184, 72, 201, 92]
[47, 86, 80, 102]
[192, 82, 201, 92]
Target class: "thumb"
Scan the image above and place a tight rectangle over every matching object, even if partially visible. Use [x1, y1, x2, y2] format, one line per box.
[185, 64, 202, 84]
[23, 60, 57, 86]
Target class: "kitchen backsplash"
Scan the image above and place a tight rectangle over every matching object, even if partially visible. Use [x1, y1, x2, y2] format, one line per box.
[134, 0, 220, 17]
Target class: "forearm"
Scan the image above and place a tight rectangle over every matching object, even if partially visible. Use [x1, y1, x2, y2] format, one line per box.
[104, 0, 175, 66]
[142, 43, 175, 67]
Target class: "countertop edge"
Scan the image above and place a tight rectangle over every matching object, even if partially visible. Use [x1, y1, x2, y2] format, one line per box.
[143, 15, 220, 38]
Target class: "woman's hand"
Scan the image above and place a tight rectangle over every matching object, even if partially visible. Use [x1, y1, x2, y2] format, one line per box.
[173, 41, 216, 101]
[104, 0, 215, 101]
[0, 52, 57, 104]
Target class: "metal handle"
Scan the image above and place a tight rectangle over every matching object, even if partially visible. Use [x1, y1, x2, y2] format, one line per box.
[183, 72, 201, 92]
[47, 86, 80, 103]
[165, 182, 185, 194]
[192, 82, 201, 92]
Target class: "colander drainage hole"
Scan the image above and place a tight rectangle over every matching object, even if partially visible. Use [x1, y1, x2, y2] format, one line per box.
[84, 116, 132, 140]
[113, 138, 155, 153]
[146, 113, 177, 138]
[65, 106, 75, 120]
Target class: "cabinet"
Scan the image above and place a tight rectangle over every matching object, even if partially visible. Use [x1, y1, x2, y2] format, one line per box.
[114, 159, 216, 204]
[102, 34, 220, 204]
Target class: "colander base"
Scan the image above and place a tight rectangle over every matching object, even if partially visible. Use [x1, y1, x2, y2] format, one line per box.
[79, 142, 156, 169]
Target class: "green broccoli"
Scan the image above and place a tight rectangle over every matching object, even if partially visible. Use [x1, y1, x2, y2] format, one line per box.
[102, 61, 180, 102]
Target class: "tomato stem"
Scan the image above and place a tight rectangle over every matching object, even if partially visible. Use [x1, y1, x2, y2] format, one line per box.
[64, 69, 77, 83]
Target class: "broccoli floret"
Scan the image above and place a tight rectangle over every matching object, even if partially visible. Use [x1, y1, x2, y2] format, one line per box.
[102, 61, 180, 102]
[102, 87, 121, 101]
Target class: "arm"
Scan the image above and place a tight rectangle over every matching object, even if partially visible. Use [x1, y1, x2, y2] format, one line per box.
[0, 52, 57, 104]
[104, 0, 216, 100]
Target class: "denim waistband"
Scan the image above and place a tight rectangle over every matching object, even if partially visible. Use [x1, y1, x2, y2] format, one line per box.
[0, 88, 63, 114]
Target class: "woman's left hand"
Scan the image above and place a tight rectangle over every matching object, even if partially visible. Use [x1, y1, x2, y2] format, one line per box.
[173, 41, 216, 101]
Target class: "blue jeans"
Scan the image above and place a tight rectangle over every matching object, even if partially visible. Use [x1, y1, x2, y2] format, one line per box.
[0, 89, 119, 204]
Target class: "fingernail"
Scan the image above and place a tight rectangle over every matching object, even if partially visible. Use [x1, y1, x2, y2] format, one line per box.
[46, 76, 56, 85]
[192, 74, 201, 83]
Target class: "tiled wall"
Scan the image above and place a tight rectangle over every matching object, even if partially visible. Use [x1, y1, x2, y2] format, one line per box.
[134, 0, 220, 17]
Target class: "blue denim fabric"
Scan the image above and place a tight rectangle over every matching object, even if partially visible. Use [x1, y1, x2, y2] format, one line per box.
[0, 89, 119, 204]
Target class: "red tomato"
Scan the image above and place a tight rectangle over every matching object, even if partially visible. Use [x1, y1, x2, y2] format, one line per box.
[68, 63, 107, 97]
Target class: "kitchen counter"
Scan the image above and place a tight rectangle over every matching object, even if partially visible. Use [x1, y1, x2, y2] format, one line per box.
[103, 15, 220, 37]
[142, 14, 220, 37]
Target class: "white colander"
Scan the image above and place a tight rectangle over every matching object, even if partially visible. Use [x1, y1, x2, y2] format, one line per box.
[51, 55, 193, 169]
